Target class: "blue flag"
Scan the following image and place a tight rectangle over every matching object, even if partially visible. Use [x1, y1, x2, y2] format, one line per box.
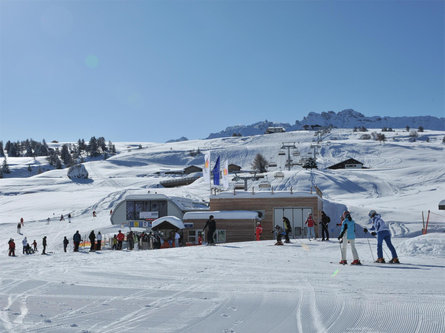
[212, 156, 220, 185]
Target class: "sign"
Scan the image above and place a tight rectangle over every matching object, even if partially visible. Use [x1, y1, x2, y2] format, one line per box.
[140, 211, 158, 219]
[184, 223, 194, 229]
[130, 221, 152, 228]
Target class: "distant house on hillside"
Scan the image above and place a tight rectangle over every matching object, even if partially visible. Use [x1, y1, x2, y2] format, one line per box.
[328, 158, 365, 170]
[265, 127, 286, 134]
[228, 164, 242, 173]
[156, 165, 202, 176]
[184, 165, 202, 175]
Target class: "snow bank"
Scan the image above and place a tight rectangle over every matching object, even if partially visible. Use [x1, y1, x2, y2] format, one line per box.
[397, 232, 445, 257]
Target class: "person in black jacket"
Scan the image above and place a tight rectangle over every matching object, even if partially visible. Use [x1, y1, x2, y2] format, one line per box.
[42, 236, 47, 255]
[89, 230, 96, 252]
[63, 236, 69, 252]
[203, 215, 216, 245]
[283, 216, 291, 243]
[321, 211, 330, 241]
[73, 231, 81, 252]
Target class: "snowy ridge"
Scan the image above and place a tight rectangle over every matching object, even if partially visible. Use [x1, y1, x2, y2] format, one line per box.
[207, 109, 445, 138]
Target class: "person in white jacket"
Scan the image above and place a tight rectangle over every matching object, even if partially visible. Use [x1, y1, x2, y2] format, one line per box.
[96, 231, 102, 251]
[22, 237, 29, 254]
[365, 210, 399, 263]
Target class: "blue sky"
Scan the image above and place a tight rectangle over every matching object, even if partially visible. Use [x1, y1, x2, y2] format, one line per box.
[0, 0, 444, 143]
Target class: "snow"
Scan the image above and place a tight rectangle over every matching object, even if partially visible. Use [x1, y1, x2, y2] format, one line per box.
[1, 128, 445, 332]
[151, 216, 185, 230]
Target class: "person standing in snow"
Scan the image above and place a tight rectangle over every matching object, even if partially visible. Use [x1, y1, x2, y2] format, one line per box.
[42, 236, 47, 255]
[305, 213, 316, 241]
[273, 225, 284, 245]
[73, 231, 81, 252]
[255, 222, 263, 241]
[8, 238, 16, 256]
[283, 216, 292, 243]
[365, 210, 399, 264]
[89, 230, 96, 251]
[116, 230, 125, 250]
[127, 231, 134, 250]
[17, 223, 21, 234]
[20, 217, 24, 226]
[96, 231, 102, 250]
[32, 240, 37, 252]
[203, 215, 216, 245]
[60, 214, 65, 221]
[321, 211, 330, 241]
[63, 236, 69, 252]
[174, 231, 181, 247]
[22, 237, 29, 254]
[338, 211, 361, 265]
[68, 213, 72, 223]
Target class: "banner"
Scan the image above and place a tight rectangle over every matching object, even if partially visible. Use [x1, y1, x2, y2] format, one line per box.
[222, 159, 229, 190]
[203, 151, 211, 183]
[212, 156, 220, 186]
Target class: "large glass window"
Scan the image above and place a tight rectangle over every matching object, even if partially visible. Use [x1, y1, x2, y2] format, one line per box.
[126, 200, 168, 220]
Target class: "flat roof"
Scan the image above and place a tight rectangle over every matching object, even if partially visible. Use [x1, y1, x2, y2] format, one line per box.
[184, 211, 259, 220]
[211, 191, 319, 199]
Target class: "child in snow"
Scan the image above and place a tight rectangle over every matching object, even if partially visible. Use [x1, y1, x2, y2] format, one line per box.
[338, 211, 361, 265]
[273, 225, 284, 245]
[255, 222, 263, 241]
[365, 210, 399, 264]
[32, 240, 37, 252]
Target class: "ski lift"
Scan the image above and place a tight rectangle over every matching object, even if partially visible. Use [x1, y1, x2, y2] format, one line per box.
[274, 171, 284, 178]
[269, 162, 277, 168]
[278, 151, 286, 156]
[234, 182, 245, 190]
[258, 181, 271, 190]
[292, 151, 300, 156]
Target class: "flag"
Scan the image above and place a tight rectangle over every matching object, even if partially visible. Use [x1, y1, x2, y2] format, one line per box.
[222, 160, 229, 190]
[212, 156, 220, 186]
[203, 151, 210, 183]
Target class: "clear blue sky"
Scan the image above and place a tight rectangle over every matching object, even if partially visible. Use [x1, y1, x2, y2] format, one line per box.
[1, 0, 444, 143]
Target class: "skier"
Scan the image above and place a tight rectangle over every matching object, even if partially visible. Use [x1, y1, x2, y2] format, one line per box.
[68, 213, 72, 223]
[305, 213, 316, 241]
[20, 217, 24, 226]
[8, 238, 15, 256]
[60, 214, 64, 221]
[283, 216, 292, 243]
[111, 235, 117, 250]
[92, 211, 97, 218]
[255, 222, 263, 241]
[273, 225, 284, 245]
[116, 230, 125, 250]
[127, 231, 134, 250]
[365, 210, 399, 264]
[17, 223, 21, 234]
[89, 230, 96, 251]
[96, 231, 102, 250]
[22, 237, 29, 254]
[338, 211, 361, 265]
[203, 215, 216, 245]
[63, 236, 69, 252]
[321, 211, 330, 241]
[73, 230, 81, 252]
[42, 236, 47, 255]
[32, 240, 37, 252]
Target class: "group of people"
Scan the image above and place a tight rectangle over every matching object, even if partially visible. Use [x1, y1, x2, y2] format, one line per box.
[8, 235, 46, 256]
[272, 210, 399, 265]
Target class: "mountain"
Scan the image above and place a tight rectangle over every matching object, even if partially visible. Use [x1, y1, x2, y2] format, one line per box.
[206, 109, 445, 139]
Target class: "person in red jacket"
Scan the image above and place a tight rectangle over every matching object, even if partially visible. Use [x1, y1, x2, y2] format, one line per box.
[116, 230, 125, 250]
[255, 222, 263, 241]
[305, 213, 316, 241]
[8, 238, 16, 256]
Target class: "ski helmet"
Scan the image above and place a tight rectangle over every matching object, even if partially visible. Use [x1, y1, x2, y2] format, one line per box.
[368, 210, 376, 218]
[342, 210, 350, 219]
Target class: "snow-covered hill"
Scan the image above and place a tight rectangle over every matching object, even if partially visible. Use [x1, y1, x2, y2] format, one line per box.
[207, 109, 445, 138]
[0, 128, 444, 332]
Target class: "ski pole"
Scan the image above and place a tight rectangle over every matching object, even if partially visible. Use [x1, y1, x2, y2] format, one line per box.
[366, 234, 375, 262]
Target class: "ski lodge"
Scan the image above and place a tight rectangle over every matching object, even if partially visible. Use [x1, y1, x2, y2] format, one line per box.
[183, 191, 323, 243]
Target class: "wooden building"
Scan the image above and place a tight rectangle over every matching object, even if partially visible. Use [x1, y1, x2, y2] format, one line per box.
[207, 191, 323, 241]
[328, 158, 364, 170]
[182, 211, 260, 244]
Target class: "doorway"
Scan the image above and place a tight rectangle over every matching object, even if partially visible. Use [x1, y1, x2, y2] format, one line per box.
[274, 208, 313, 239]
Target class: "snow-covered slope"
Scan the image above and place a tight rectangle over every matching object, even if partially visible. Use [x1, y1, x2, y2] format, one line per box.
[0, 128, 444, 332]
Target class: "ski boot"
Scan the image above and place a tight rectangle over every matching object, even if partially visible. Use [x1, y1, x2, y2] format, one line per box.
[389, 258, 400, 264]
[351, 259, 362, 265]
[339, 260, 347, 265]
[375, 258, 385, 263]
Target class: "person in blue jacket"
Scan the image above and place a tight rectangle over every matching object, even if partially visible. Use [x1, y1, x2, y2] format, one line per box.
[337, 210, 361, 265]
[365, 210, 399, 263]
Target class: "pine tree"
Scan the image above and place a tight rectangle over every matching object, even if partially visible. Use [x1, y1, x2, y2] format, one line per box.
[303, 157, 318, 169]
[98, 137, 107, 152]
[252, 153, 269, 173]
[2, 157, 11, 174]
[0, 141, 4, 157]
[55, 157, 63, 169]
[88, 136, 100, 157]
[61, 144, 73, 166]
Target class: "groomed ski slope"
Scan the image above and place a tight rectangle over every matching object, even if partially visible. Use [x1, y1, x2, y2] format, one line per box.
[0, 128, 444, 332]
